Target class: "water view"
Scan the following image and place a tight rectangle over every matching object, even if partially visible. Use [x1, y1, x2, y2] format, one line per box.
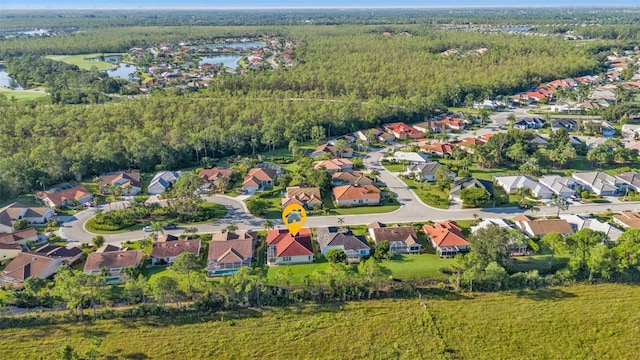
[106, 64, 139, 80]
[199, 55, 243, 69]
[0, 67, 23, 90]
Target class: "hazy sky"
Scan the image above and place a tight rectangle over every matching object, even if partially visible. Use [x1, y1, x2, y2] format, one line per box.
[1, 0, 638, 8]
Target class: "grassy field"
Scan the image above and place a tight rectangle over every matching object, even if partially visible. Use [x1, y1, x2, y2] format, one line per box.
[0, 87, 48, 102]
[2, 284, 640, 359]
[46, 54, 120, 71]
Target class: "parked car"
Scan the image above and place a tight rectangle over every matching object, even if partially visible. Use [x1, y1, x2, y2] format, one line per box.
[162, 223, 177, 230]
[143, 226, 152, 232]
[518, 203, 532, 210]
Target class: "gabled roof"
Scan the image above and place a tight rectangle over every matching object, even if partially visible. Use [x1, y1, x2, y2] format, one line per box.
[99, 172, 142, 189]
[243, 168, 277, 186]
[514, 217, 574, 236]
[572, 171, 620, 193]
[152, 239, 201, 259]
[423, 222, 470, 248]
[332, 184, 381, 201]
[208, 239, 254, 263]
[315, 227, 369, 251]
[370, 226, 418, 245]
[406, 162, 441, 176]
[211, 230, 257, 242]
[33, 244, 82, 259]
[383, 122, 423, 136]
[36, 185, 92, 206]
[449, 177, 492, 197]
[313, 159, 354, 171]
[0, 228, 37, 244]
[331, 172, 371, 184]
[421, 142, 455, 155]
[2, 253, 58, 282]
[438, 117, 465, 128]
[198, 168, 232, 182]
[616, 172, 640, 188]
[84, 250, 142, 271]
[283, 186, 322, 206]
[457, 137, 486, 148]
[310, 143, 353, 158]
[613, 210, 640, 228]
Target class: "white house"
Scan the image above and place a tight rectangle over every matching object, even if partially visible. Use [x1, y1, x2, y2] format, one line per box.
[391, 151, 429, 164]
[538, 175, 579, 198]
[572, 172, 624, 196]
[470, 218, 514, 233]
[494, 175, 554, 199]
[560, 214, 623, 241]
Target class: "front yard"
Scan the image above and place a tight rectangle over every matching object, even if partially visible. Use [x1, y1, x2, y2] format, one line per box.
[403, 178, 450, 209]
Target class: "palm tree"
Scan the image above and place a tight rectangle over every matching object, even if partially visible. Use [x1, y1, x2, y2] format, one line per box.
[337, 217, 345, 231]
[225, 224, 239, 233]
[150, 221, 164, 241]
[264, 219, 274, 231]
[551, 196, 570, 217]
[507, 114, 517, 129]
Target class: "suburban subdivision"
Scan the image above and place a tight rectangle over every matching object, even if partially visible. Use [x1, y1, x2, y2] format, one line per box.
[1, 5, 640, 359]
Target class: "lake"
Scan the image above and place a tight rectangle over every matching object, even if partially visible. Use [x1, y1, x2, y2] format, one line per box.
[0, 67, 23, 90]
[199, 55, 243, 69]
[106, 64, 139, 80]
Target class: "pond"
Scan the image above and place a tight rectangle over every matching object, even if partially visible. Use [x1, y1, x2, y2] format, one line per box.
[0, 67, 23, 90]
[193, 42, 265, 50]
[199, 55, 243, 69]
[106, 64, 139, 80]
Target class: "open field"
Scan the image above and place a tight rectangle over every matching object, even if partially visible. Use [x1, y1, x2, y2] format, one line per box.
[46, 54, 120, 71]
[2, 284, 640, 359]
[0, 87, 48, 102]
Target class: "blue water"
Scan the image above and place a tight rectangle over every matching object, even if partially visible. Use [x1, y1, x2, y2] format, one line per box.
[0, 67, 23, 90]
[106, 64, 139, 80]
[199, 55, 243, 69]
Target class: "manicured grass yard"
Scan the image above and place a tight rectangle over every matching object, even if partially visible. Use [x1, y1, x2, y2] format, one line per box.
[3, 284, 640, 359]
[46, 54, 120, 71]
[0, 88, 49, 102]
[381, 162, 405, 172]
[380, 253, 449, 279]
[403, 178, 449, 209]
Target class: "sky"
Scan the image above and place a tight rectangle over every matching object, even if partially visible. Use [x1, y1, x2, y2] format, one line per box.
[1, 1, 638, 9]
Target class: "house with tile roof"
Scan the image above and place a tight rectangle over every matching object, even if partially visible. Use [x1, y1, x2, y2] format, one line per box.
[310, 143, 353, 159]
[383, 122, 424, 139]
[331, 172, 373, 186]
[494, 175, 554, 199]
[242, 167, 278, 194]
[147, 171, 180, 195]
[333, 184, 381, 206]
[151, 238, 202, 265]
[0, 244, 82, 287]
[412, 121, 445, 134]
[36, 185, 93, 208]
[207, 234, 255, 277]
[421, 142, 455, 157]
[613, 210, 640, 229]
[423, 221, 470, 258]
[560, 214, 623, 241]
[99, 172, 142, 196]
[198, 168, 233, 190]
[313, 159, 354, 173]
[316, 227, 370, 262]
[266, 228, 314, 265]
[404, 162, 444, 182]
[616, 172, 640, 192]
[0, 228, 39, 247]
[282, 186, 323, 209]
[457, 137, 487, 153]
[390, 151, 429, 164]
[512, 215, 574, 238]
[538, 175, 579, 199]
[368, 224, 421, 254]
[438, 117, 466, 130]
[572, 171, 624, 196]
[84, 249, 143, 284]
[470, 218, 514, 233]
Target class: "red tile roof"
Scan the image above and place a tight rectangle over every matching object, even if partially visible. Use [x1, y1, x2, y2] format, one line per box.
[332, 184, 381, 201]
[199, 168, 232, 182]
[267, 228, 313, 257]
[37, 185, 92, 206]
[313, 158, 354, 171]
[243, 168, 277, 186]
[421, 142, 455, 155]
[423, 222, 470, 248]
[384, 122, 423, 137]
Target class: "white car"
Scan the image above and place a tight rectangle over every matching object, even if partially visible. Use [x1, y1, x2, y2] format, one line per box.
[143, 226, 152, 232]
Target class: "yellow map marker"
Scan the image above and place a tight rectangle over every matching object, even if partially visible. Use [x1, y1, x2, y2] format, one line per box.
[282, 203, 307, 236]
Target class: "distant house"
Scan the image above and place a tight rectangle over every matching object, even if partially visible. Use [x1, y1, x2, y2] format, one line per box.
[316, 227, 370, 263]
[36, 185, 93, 208]
[207, 233, 255, 277]
[512, 215, 573, 238]
[242, 168, 278, 194]
[99, 172, 142, 196]
[383, 122, 424, 139]
[421, 142, 455, 157]
[310, 143, 353, 159]
[423, 221, 470, 258]
[333, 184, 381, 206]
[355, 128, 394, 143]
[572, 171, 624, 196]
[0, 228, 40, 246]
[282, 186, 323, 209]
[494, 175, 554, 199]
[0, 245, 82, 287]
[449, 177, 493, 203]
[84, 250, 143, 284]
[613, 210, 640, 229]
[368, 224, 421, 254]
[147, 171, 180, 195]
[198, 168, 232, 190]
[560, 214, 623, 241]
[390, 151, 429, 164]
[616, 172, 640, 192]
[313, 159, 354, 173]
[551, 119, 578, 132]
[438, 117, 466, 131]
[266, 228, 314, 265]
[471, 218, 514, 233]
[514, 117, 546, 130]
[601, 121, 616, 138]
[0, 202, 55, 231]
[538, 175, 579, 199]
[404, 162, 444, 182]
[331, 172, 372, 186]
[457, 137, 487, 153]
[529, 136, 549, 148]
[151, 238, 202, 265]
[621, 124, 640, 139]
[412, 121, 445, 134]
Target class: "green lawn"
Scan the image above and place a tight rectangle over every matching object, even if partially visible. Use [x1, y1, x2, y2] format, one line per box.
[403, 178, 449, 209]
[379, 253, 449, 279]
[3, 284, 640, 359]
[141, 266, 190, 291]
[0, 88, 49, 102]
[381, 162, 405, 172]
[46, 54, 120, 71]
[509, 254, 570, 274]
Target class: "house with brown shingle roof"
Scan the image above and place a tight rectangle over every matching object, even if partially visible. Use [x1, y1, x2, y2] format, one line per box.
[423, 222, 470, 258]
[333, 184, 381, 206]
[36, 185, 93, 208]
[282, 186, 323, 209]
[207, 234, 255, 277]
[0, 228, 39, 247]
[0, 244, 82, 287]
[316, 227, 370, 262]
[331, 171, 373, 186]
[211, 230, 258, 243]
[98, 172, 142, 196]
[512, 215, 574, 238]
[368, 224, 421, 254]
[266, 228, 313, 265]
[84, 249, 143, 284]
[242, 168, 278, 194]
[313, 159, 354, 173]
[151, 238, 202, 265]
[198, 168, 233, 190]
[613, 210, 640, 229]
[0, 202, 55, 232]
[310, 143, 353, 159]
